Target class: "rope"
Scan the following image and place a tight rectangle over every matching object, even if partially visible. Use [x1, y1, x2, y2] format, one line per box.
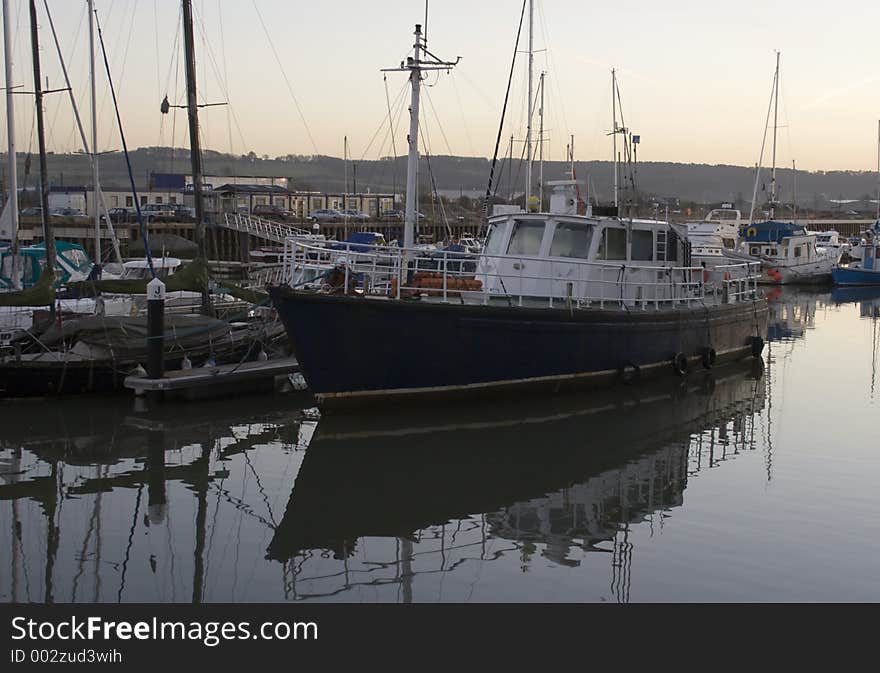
[95, 9, 156, 279]
[481, 0, 527, 230]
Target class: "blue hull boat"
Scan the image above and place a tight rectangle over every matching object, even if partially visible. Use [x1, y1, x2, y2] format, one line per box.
[832, 266, 880, 286]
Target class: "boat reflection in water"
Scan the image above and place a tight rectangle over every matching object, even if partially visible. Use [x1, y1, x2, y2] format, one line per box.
[269, 360, 766, 600]
[1, 363, 769, 603]
[830, 285, 880, 318]
[0, 393, 315, 604]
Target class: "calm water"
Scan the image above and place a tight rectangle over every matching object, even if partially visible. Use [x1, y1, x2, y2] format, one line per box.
[2, 286, 879, 603]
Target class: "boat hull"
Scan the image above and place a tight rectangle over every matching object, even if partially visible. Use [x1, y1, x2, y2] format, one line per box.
[758, 260, 834, 285]
[268, 287, 769, 409]
[831, 266, 880, 286]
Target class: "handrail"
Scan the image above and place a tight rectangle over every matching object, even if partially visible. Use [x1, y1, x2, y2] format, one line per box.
[280, 238, 761, 310]
[221, 212, 315, 244]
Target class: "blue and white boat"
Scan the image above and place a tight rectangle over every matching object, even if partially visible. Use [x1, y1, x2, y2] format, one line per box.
[736, 220, 835, 285]
[832, 234, 880, 285]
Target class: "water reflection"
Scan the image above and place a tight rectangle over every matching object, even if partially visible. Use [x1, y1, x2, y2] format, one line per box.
[0, 360, 771, 603]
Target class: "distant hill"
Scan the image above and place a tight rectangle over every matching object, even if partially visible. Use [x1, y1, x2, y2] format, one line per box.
[2, 146, 878, 209]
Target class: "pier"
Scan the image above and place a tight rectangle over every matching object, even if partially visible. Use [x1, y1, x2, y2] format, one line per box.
[123, 355, 301, 400]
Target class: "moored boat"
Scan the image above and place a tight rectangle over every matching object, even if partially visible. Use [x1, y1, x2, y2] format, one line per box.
[268, 15, 768, 411]
[737, 220, 835, 284]
[685, 207, 741, 269]
[270, 185, 768, 409]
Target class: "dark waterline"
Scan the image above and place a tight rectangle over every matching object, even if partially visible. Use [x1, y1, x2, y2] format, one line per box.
[1, 286, 879, 603]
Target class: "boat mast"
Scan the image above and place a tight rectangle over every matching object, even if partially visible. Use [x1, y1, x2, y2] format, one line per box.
[876, 119, 879, 221]
[538, 71, 544, 211]
[2, 0, 20, 288]
[404, 25, 422, 251]
[525, 0, 534, 209]
[181, 0, 211, 314]
[384, 22, 458, 252]
[88, 0, 100, 267]
[612, 69, 618, 209]
[29, 0, 55, 275]
[769, 51, 780, 220]
[41, 0, 121, 266]
[792, 159, 797, 221]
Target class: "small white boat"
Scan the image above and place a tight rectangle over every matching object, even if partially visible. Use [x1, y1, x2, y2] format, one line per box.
[812, 230, 851, 259]
[686, 208, 741, 269]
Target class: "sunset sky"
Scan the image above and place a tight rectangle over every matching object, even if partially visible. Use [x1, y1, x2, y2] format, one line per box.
[3, 0, 880, 172]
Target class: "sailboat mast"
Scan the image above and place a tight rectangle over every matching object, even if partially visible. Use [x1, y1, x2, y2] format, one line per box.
[769, 51, 780, 220]
[2, 0, 19, 288]
[525, 0, 534, 209]
[29, 0, 55, 274]
[792, 159, 797, 221]
[612, 69, 618, 209]
[538, 71, 544, 211]
[88, 0, 100, 266]
[181, 0, 210, 313]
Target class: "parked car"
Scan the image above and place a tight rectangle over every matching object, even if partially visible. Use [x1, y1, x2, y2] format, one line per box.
[381, 209, 424, 221]
[50, 207, 89, 222]
[140, 203, 177, 222]
[341, 209, 370, 221]
[102, 207, 136, 223]
[252, 204, 291, 220]
[308, 208, 344, 222]
[172, 204, 196, 222]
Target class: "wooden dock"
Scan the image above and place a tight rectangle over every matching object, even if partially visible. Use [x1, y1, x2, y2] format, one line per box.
[123, 356, 302, 400]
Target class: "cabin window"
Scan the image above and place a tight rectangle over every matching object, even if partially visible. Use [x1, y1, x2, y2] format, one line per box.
[169, 196, 177, 205]
[125, 196, 133, 207]
[750, 246, 760, 255]
[631, 229, 654, 261]
[140, 196, 148, 206]
[723, 238, 735, 249]
[596, 227, 626, 260]
[507, 220, 545, 256]
[794, 246, 802, 258]
[549, 222, 592, 259]
[484, 223, 507, 256]
[156, 196, 163, 204]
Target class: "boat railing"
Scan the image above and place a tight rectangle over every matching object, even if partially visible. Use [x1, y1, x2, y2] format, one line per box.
[281, 238, 762, 309]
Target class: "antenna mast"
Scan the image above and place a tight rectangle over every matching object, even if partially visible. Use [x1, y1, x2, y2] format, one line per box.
[383, 21, 458, 252]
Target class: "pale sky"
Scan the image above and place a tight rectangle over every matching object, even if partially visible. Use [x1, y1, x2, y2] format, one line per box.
[3, 0, 880, 172]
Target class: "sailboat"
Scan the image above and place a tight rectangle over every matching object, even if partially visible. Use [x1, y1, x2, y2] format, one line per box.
[267, 5, 769, 410]
[737, 53, 835, 285]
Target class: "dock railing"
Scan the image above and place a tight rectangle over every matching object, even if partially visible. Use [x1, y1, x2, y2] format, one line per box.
[281, 238, 761, 310]
[222, 213, 318, 245]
